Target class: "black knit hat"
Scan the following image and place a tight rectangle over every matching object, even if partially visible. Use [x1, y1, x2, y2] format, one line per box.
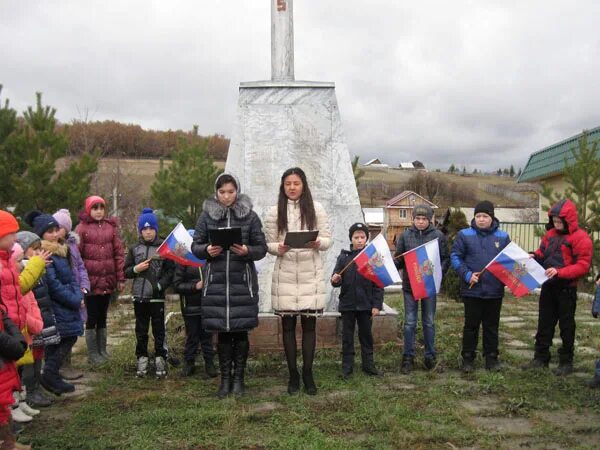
[474, 200, 494, 218]
[349, 222, 369, 241]
[413, 204, 433, 221]
[24, 210, 59, 238]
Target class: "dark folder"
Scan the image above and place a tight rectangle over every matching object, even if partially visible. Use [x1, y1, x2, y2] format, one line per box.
[208, 227, 243, 250]
[284, 230, 319, 249]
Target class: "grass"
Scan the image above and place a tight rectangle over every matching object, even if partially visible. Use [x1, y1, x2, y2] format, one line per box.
[21, 293, 600, 449]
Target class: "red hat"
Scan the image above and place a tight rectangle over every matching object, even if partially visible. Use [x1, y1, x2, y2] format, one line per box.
[85, 195, 106, 215]
[0, 210, 19, 238]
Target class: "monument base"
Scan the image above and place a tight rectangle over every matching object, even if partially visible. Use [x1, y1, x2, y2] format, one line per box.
[249, 306, 399, 352]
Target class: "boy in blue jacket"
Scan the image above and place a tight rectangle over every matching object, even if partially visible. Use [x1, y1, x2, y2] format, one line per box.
[331, 223, 384, 380]
[451, 201, 510, 373]
[590, 276, 600, 388]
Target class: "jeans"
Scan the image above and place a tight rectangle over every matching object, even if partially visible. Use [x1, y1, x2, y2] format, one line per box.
[461, 297, 502, 358]
[134, 302, 166, 358]
[403, 291, 436, 358]
[534, 285, 577, 363]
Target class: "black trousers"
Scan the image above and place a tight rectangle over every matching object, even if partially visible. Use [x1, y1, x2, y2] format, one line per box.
[134, 302, 166, 358]
[534, 285, 577, 363]
[341, 310, 374, 369]
[85, 294, 111, 329]
[183, 315, 215, 362]
[461, 297, 502, 359]
[44, 336, 77, 379]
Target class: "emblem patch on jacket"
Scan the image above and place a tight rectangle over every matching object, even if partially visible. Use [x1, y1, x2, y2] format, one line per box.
[495, 241, 500, 248]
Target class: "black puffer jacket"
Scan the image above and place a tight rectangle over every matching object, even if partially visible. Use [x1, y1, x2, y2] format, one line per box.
[331, 248, 384, 311]
[173, 264, 204, 317]
[124, 237, 175, 302]
[192, 194, 267, 332]
[31, 273, 56, 329]
[394, 223, 450, 294]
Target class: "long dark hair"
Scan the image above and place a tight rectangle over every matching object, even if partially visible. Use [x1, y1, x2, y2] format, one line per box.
[277, 167, 316, 234]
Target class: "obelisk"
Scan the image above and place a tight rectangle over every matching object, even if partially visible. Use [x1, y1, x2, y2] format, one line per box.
[225, 0, 364, 312]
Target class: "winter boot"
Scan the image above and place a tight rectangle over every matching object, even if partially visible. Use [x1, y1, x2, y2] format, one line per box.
[485, 353, 502, 371]
[554, 362, 574, 376]
[10, 408, 31, 424]
[400, 356, 414, 375]
[302, 367, 317, 396]
[97, 328, 109, 362]
[521, 358, 549, 370]
[232, 340, 249, 396]
[288, 368, 301, 393]
[25, 389, 52, 408]
[155, 356, 167, 378]
[461, 353, 475, 374]
[136, 356, 149, 378]
[204, 357, 218, 379]
[60, 351, 83, 380]
[424, 356, 437, 371]
[86, 331, 104, 365]
[181, 360, 195, 377]
[217, 341, 233, 399]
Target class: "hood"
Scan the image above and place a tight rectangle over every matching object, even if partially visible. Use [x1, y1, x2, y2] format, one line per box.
[547, 199, 579, 234]
[410, 222, 436, 234]
[214, 173, 242, 196]
[67, 231, 81, 246]
[203, 193, 253, 221]
[41, 240, 69, 258]
[78, 211, 119, 227]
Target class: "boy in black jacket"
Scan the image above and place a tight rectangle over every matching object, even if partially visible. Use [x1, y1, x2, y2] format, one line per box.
[173, 230, 216, 378]
[331, 223, 384, 379]
[124, 209, 175, 378]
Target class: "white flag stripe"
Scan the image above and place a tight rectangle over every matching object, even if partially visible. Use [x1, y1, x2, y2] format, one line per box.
[487, 242, 548, 284]
[370, 234, 402, 284]
[423, 239, 443, 292]
[172, 223, 193, 251]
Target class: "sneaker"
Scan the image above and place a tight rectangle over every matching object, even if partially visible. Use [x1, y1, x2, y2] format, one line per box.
[400, 356, 414, 375]
[553, 363, 573, 376]
[521, 358, 548, 370]
[11, 407, 32, 423]
[18, 402, 40, 417]
[26, 390, 53, 408]
[136, 356, 149, 378]
[424, 356, 437, 371]
[155, 357, 167, 378]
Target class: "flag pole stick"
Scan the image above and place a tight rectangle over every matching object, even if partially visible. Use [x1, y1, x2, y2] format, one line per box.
[336, 258, 356, 276]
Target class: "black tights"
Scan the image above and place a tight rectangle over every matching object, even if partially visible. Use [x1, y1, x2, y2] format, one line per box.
[281, 316, 316, 375]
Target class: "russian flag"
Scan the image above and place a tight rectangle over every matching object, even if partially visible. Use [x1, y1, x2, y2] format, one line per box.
[485, 242, 548, 298]
[354, 234, 401, 288]
[157, 223, 206, 267]
[403, 239, 442, 300]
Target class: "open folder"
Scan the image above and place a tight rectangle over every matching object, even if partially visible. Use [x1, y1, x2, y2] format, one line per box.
[208, 227, 243, 250]
[284, 230, 319, 249]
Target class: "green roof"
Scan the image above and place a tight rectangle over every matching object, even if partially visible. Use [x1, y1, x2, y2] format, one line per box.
[518, 126, 600, 183]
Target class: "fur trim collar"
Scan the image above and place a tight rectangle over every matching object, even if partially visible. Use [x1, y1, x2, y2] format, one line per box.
[203, 193, 253, 221]
[41, 240, 69, 258]
[67, 231, 81, 246]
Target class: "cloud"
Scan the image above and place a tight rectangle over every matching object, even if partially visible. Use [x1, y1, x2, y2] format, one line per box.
[2, 0, 599, 170]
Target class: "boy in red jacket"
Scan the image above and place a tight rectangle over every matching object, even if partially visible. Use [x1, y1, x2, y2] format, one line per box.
[0, 210, 30, 449]
[522, 199, 592, 376]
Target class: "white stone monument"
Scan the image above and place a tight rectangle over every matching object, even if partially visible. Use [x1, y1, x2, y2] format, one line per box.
[225, 0, 364, 312]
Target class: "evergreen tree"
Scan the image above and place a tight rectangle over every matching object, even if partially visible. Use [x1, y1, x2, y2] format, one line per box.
[517, 167, 522, 177]
[496, 168, 502, 176]
[509, 165, 515, 177]
[441, 208, 469, 301]
[0, 90, 98, 215]
[448, 163, 456, 173]
[351, 155, 365, 188]
[151, 128, 221, 229]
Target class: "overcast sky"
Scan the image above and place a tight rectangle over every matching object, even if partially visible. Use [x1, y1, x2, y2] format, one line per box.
[1, 1, 599, 170]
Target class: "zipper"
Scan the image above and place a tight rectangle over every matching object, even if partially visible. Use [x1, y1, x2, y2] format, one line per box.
[139, 245, 150, 300]
[246, 264, 253, 298]
[225, 209, 231, 331]
[203, 264, 211, 296]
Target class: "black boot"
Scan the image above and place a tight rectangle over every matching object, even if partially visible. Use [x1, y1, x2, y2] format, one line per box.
[232, 340, 249, 396]
[288, 368, 300, 393]
[485, 353, 501, 371]
[181, 360, 195, 377]
[204, 357, 218, 378]
[521, 358, 549, 370]
[302, 367, 317, 395]
[341, 351, 354, 380]
[554, 356, 574, 376]
[461, 353, 475, 374]
[400, 356, 414, 374]
[217, 341, 233, 399]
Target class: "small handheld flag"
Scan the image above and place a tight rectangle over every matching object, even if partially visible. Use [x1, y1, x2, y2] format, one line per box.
[402, 238, 442, 300]
[353, 234, 401, 288]
[157, 223, 206, 267]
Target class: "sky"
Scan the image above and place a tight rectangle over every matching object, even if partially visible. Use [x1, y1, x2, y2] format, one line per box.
[1, 0, 599, 171]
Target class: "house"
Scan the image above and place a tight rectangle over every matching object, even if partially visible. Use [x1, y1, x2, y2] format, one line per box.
[412, 160, 426, 170]
[399, 162, 415, 170]
[384, 191, 438, 246]
[362, 207, 384, 238]
[362, 158, 389, 168]
[518, 126, 600, 220]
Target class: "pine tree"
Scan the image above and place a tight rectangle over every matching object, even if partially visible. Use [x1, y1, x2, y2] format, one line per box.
[448, 163, 456, 173]
[151, 129, 221, 229]
[0, 90, 98, 215]
[509, 165, 515, 177]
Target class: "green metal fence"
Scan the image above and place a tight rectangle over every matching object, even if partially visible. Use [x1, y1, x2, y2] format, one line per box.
[499, 221, 600, 253]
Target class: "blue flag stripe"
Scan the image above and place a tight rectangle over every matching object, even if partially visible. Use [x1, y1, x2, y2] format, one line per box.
[415, 245, 437, 297]
[494, 252, 540, 291]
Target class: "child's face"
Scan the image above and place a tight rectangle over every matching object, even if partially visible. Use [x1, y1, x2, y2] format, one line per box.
[141, 227, 157, 242]
[0, 233, 16, 251]
[552, 216, 565, 231]
[57, 227, 67, 239]
[217, 182, 237, 207]
[413, 215, 430, 231]
[474, 213, 493, 229]
[90, 203, 105, 221]
[351, 231, 367, 250]
[43, 226, 61, 243]
[283, 174, 303, 201]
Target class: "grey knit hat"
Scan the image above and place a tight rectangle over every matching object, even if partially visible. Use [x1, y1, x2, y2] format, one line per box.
[413, 204, 433, 221]
[16, 231, 41, 252]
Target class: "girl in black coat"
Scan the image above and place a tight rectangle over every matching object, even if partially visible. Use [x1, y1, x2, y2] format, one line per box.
[191, 174, 267, 398]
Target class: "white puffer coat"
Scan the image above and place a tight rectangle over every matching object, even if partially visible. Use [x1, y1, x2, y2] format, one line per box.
[264, 200, 332, 313]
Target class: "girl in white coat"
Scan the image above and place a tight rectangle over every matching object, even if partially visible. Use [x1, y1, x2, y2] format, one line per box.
[264, 167, 331, 395]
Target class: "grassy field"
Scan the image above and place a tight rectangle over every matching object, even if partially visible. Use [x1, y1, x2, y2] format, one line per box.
[20, 293, 600, 449]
